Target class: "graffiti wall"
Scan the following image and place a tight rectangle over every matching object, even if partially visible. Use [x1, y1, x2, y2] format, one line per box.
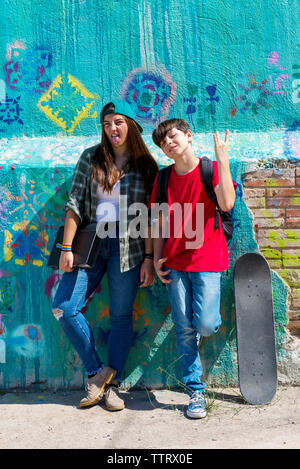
[0, 0, 299, 390]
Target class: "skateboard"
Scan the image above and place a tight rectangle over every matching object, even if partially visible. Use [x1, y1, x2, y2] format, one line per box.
[234, 252, 277, 405]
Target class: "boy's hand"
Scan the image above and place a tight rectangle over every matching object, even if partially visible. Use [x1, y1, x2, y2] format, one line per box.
[213, 130, 229, 163]
[213, 129, 235, 211]
[140, 259, 155, 287]
[154, 257, 172, 284]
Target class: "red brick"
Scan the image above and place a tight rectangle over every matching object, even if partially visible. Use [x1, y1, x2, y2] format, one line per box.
[267, 198, 299, 208]
[267, 188, 300, 197]
[286, 209, 300, 227]
[287, 209, 300, 217]
[246, 199, 266, 209]
[244, 188, 265, 197]
[245, 178, 295, 187]
[282, 249, 300, 267]
[243, 188, 265, 208]
[254, 217, 285, 229]
[287, 320, 300, 334]
[276, 268, 300, 287]
[244, 169, 295, 187]
[288, 310, 300, 321]
[267, 259, 283, 268]
[258, 231, 300, 249]
[286, 218, 300, 227]
[260, 248, 282, 259]
[292, 297, 300, 309]
[252, 208, 285, 218]
[291, 288, 300, 299]
[296, 177, 300, 186]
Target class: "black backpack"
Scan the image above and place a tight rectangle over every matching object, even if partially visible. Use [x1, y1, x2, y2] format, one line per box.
[155, 156, 233, 243]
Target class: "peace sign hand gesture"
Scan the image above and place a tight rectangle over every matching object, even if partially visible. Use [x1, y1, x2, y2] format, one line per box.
[213, 130, 230, 164]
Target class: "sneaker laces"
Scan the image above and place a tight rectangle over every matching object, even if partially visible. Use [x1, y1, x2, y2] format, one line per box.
[106, 384, 119, 394]
[190, 391, 205, 404]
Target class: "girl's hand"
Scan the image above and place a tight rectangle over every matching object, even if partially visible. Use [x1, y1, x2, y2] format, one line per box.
[140, 259, 155, 287]
[213, 130, 229, 164]
[59, 251, 74, 272]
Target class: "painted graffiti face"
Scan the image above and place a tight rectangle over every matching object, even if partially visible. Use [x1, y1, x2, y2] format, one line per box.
[102, 113, 129, 151]
[160, 128, 192, 159]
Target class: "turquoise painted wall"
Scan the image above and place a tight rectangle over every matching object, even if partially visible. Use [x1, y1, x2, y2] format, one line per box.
[0, 0, 297, 390]
[1, 0, 300, 137]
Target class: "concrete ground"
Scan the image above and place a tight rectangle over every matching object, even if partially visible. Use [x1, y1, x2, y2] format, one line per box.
[0, 386, 299, 450]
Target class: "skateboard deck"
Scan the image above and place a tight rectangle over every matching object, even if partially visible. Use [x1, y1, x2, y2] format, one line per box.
[234, 252, 277, 405]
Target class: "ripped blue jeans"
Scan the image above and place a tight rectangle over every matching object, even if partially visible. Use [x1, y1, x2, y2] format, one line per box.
[52, 235, 140, 381]
[166, 269, 222, 393]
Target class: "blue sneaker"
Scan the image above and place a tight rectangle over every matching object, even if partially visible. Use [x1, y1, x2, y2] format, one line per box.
[187, 391, 206, 419]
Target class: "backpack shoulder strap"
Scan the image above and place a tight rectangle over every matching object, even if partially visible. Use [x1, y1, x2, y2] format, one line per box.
[200, 156, 217, 205]
[200, 156, 220, 229]
[156, 164, 173, 203]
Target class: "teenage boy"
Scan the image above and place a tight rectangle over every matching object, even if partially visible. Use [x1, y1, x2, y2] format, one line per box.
[149, 119, 236, 419]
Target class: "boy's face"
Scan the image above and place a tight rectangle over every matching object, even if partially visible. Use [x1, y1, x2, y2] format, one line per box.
[159, 127, 192, 159]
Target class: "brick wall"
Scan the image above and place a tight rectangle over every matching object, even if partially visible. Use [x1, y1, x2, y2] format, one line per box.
[243, 161, 300, 335]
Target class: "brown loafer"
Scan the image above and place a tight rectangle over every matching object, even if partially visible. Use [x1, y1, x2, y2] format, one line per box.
[80, 367, 116, 408]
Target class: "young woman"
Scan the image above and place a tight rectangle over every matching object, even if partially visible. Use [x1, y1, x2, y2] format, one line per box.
[52, 100, 158, 411]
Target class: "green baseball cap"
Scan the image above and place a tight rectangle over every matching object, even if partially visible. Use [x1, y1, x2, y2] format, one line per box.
[100, 99, 143, 133]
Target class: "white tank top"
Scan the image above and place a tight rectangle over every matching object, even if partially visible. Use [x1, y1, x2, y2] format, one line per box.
[96, 180, 120, 222]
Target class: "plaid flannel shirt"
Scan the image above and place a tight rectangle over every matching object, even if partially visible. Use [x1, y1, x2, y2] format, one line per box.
[65, 144, 151, 272]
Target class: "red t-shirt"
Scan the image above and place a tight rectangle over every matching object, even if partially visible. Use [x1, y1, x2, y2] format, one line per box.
[149, 159, 235, 272]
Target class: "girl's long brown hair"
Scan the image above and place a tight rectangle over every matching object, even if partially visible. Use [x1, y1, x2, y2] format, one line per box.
[91, 113, 158, 194]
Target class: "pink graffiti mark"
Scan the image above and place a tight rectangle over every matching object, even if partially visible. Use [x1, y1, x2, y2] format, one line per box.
[267, 51, 290, 95]
[0, 314, 4, 335]
[268, 51, 287, 70]
[4, 60, 19, 89]
[269, 74, 290, 95]
[4, 48, 52, 93]
[268, 51, 290, 95]
[44, 271, 59, 297]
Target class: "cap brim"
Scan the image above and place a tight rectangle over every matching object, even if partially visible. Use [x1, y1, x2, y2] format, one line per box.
[101, 108, 143, 133]
[135, 121, 143, 133]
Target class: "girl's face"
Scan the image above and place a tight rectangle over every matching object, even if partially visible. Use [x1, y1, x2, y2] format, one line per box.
[102, 113, 129, 151]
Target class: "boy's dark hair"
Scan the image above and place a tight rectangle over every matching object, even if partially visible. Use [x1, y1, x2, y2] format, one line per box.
[152, 118, 190, 147]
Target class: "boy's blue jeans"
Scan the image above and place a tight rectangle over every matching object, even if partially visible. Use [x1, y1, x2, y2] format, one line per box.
[166, 269, 222, 393]
[52, 235, 140, 381]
